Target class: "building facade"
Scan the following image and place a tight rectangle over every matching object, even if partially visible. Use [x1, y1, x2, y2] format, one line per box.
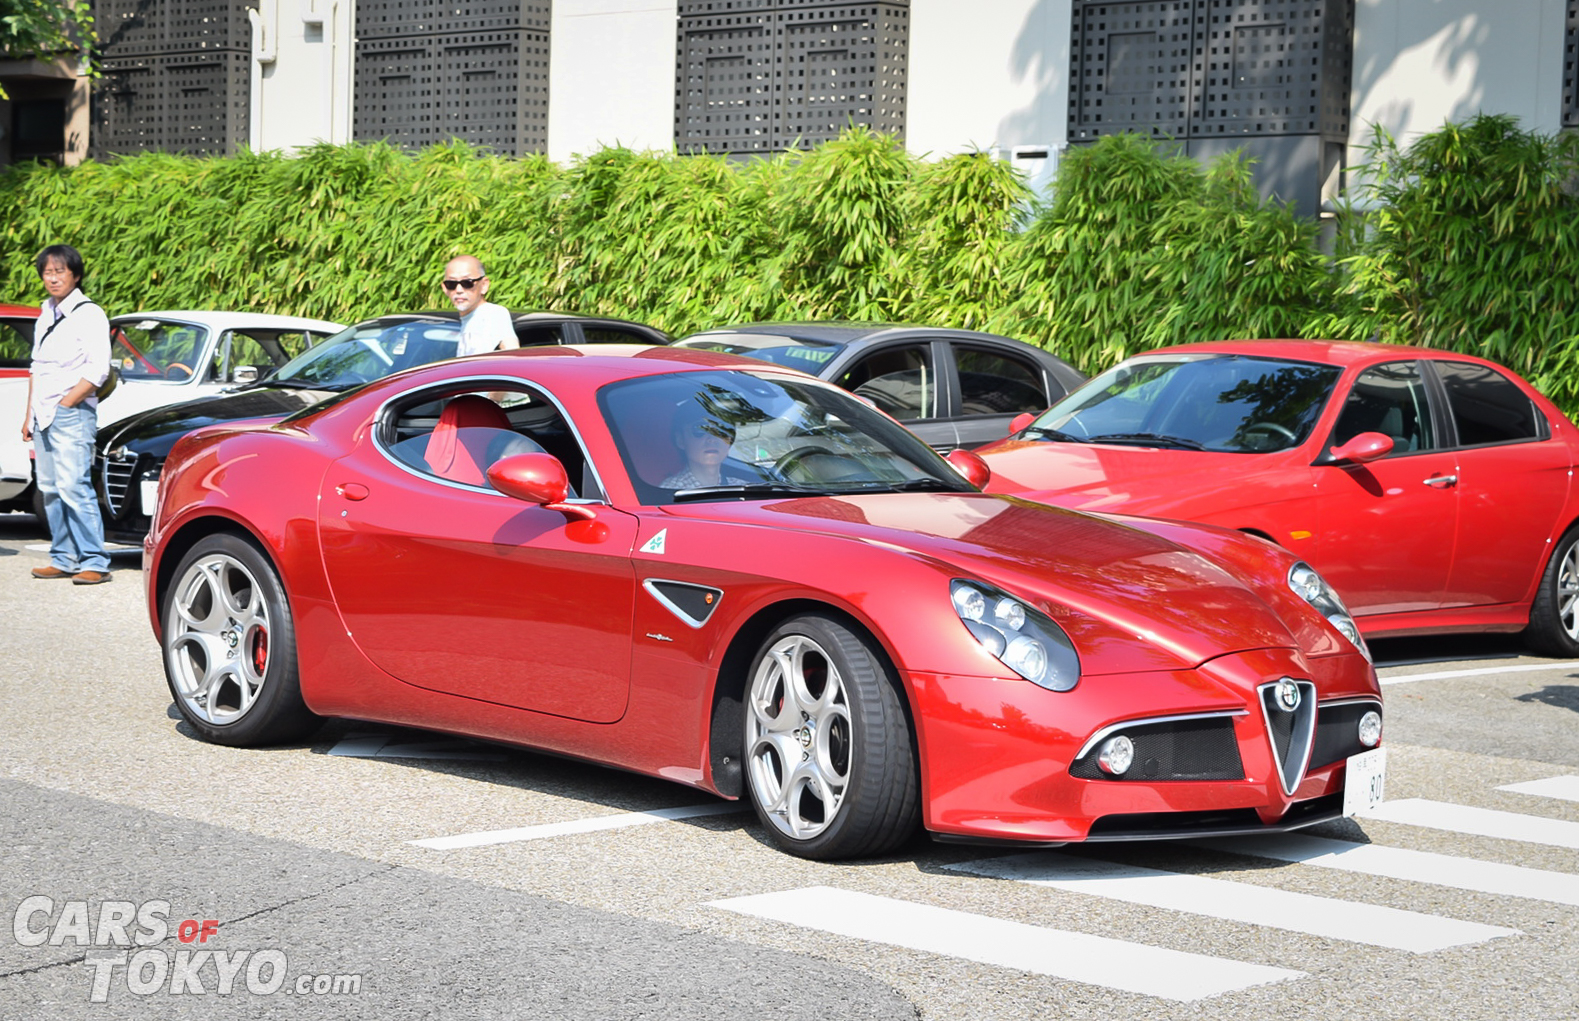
[0, 1, 1571, 212]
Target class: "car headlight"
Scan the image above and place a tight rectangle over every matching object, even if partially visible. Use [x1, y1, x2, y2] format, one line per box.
[951, 580, 1080, 691]
[1288, 561, 1369, 661]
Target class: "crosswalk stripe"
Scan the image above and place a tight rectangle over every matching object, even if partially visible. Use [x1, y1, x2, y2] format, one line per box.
[946, 853, 1516, 953]
[409, 803, 745, 849]
[709, 886, 1304, 1002]
[1376, 661, 1578, 686]
[1364, 798, 1579, 849]
[1193, 834, 1579, 907]
[1497, 775, 1579, 804]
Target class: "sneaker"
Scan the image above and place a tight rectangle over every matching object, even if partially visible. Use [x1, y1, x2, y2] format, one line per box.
[72, 571, 113, 586]
[31, 566, 75, 579]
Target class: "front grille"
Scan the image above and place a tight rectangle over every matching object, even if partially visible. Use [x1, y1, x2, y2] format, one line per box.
[1310, 700, 1382, 769]
[100, 454, 136, 517]
[1070, 715, 1245, 781]
[1260, 679, 1317, 796]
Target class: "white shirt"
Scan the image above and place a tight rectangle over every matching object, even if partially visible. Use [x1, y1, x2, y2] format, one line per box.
[456, 301, 517, 357]
[30, 289, 110, 430]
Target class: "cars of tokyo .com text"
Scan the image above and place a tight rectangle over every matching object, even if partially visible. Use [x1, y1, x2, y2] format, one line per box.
[12, 897, 363, 1002]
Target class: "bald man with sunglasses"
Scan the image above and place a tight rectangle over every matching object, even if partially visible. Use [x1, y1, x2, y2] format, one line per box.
[442, 255, 518, 356]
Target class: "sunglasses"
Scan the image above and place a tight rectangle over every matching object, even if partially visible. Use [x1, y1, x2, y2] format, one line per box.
[442, 277, 484, 291]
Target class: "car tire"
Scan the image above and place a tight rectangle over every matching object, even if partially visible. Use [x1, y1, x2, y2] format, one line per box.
[742, 613, 919, 859]
[162, 533, 320, 746]
[1525, 524, 1579, 657]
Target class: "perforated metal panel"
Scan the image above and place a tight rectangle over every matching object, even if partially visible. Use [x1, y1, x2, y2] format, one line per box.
[90, 49, 250, 157]
[676, 0, 909, 155]
[356, 0, 552, 41]
[354, 30, 549, 155]
[1565, 0, 1579, 128]
[1069, 0, 1351, 142]
[94, 0, 253, 56]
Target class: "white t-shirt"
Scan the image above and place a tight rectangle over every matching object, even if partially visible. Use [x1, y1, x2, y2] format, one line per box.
[456, 301, 517, 356]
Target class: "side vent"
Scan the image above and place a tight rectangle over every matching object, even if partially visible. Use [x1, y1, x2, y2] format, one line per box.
[643, 579, 724, 628]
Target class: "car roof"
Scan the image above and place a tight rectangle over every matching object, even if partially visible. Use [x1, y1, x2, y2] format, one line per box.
[0, 303, 39, 317]
[1138, 339, 1469, 369]
[683, 321, 1028, 345]
[111, 310, 345, 331]
[366, 343, 808, 396]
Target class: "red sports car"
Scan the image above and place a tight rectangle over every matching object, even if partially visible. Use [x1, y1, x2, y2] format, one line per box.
[976, 340, 1579, 654]
[145, 345, 1382, 859]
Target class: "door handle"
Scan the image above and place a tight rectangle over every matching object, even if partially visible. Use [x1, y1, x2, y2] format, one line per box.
[336, 483, 370, 501]
[1422, 474, 1458, 489]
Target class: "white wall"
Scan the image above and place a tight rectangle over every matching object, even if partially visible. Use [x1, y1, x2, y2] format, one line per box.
[250, 0, 354, 153]
[548, 0, 680, 162]
[1350, 0, 1567, 153]
[908, 0, 1070, 188]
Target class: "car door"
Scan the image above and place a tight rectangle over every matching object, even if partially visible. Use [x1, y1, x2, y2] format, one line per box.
[832, 340, 956, 448]
[1311, 360, 1458, 617]
[1429, 359, 1573, 609]
[947, 342, 1054, 448]
[316, 380, 640, 723]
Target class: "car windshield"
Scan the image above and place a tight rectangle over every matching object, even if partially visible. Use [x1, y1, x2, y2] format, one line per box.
[1027, 353, 1341, 453]
[600, 369, 975, 504]
[112, 319, 211, 382]
[267, 318, 460, 390]
[674, 333, 847, 373]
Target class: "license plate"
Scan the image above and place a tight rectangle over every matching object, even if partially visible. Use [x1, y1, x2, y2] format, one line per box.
[140, 479, 160, 517]
[1343, 747, 1386, 817]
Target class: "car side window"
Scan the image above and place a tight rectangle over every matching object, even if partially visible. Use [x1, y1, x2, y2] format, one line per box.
[382, 384, 599, 499]
[1435, 360, 1545, 446]
[836, 344, 935, 421]
[1331, 362, 1437, 453]
[516, 325, 565, 347]
[582, 326, 651, 344]
[953, 345, 1049, 417]
[0, 318, 33, 363]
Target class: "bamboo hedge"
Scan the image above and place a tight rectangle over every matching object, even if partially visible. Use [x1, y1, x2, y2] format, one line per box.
[2, 115, 1577, 413]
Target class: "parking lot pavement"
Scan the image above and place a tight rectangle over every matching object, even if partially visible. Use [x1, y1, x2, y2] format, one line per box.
[2, 511, 1576, 1020]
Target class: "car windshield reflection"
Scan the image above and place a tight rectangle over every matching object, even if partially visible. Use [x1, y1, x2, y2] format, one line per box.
[673, 333, 847, 372]
[600, 370, 975, 504]
[268, 319, 461, 390]
[1030, 353, 1341, 453]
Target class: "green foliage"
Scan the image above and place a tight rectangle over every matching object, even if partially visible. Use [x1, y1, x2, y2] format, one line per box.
[2, 115, 1576, 414]
[1324, 114, 1579, 409]
[985, 134, 1332, 372]
[0, 0, 96, 98]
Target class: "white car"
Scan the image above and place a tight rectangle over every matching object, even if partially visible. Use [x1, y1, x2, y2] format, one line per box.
[99, 311, 344, 426]
[0, 310, 343, 518]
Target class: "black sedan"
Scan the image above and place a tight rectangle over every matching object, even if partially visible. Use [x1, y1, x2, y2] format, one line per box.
[96, 310, 670, 542]
[673, 323, 1085, 450]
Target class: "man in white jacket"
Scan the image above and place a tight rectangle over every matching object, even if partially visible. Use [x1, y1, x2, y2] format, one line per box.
[20, 244, 112, 585]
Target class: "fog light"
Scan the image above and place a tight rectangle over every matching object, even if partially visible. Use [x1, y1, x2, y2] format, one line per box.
[1097, 735, 1134, 775]
[1357, 710, 1382, 748]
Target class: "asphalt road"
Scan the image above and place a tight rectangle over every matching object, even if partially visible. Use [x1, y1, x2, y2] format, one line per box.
[1, 511, 1575, 1020]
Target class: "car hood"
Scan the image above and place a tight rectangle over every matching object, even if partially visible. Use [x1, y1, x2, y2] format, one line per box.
[98, 386, 335, 458]
[976, 439, 1267, 513]
[667, 491, 1302, 669]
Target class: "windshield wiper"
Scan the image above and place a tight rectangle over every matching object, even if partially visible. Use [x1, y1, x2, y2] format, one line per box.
[671, 483, 828, 502]
[1024, 425, 1090, 443]
[1087, 432, 1207, 450]
[259, 378, 336, 391]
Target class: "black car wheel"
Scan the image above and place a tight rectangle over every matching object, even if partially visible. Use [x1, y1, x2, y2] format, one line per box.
[1525, 524, 1579, 657]
[162, 534, 319, 745]
[743, 613, 919, 859]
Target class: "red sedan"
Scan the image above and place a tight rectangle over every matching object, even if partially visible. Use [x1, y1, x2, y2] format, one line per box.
[145, 346, 1381, 859]
[977, 340, 1579, 654]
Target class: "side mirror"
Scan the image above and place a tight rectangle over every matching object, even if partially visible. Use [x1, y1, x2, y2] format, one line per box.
[945, 448, 992, 489]
[231, 366, 260, 385]
[1008, 412, 1036, 437]
[1328, 431, 1394, 465]
[487, 452, 597, 520]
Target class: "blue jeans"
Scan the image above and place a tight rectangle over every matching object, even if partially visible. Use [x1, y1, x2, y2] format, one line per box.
[34, 403, 109, 573]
